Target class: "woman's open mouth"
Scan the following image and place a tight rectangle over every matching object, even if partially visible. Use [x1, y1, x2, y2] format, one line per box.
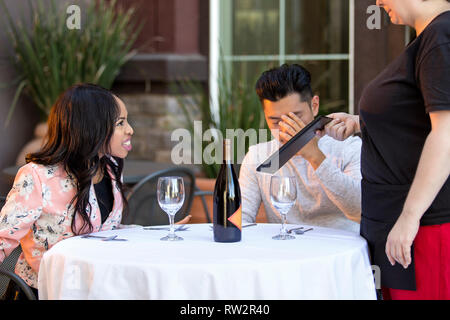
[122, 139, 132, 151]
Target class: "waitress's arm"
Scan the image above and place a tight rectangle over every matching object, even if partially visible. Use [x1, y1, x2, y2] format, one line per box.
[386, 110, 450, 268]
[401, 111, 450, 219]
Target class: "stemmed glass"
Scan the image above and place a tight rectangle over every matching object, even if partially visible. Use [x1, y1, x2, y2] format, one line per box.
[270, 176, 297, 240]
[157, 176, 185, 241]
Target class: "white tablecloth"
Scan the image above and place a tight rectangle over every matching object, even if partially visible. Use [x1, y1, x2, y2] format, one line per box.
[38, 223, 376, 300]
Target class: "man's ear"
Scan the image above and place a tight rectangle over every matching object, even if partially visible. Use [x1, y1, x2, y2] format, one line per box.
[311, 95, 320, 117]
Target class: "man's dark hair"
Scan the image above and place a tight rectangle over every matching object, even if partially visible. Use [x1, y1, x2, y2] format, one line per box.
[255, 64, 313, 105]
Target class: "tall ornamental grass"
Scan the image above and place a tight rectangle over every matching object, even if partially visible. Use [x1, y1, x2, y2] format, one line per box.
[0, 0, 141, 124]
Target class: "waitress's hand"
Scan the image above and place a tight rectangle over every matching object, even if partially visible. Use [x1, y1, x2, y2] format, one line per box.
[316, 113, 360, 141]
[385, 213, 420, 269]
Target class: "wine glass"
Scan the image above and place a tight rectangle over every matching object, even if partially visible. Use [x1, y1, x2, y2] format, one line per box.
[157, 176, 185, 241]
[270, 176, 297, 240]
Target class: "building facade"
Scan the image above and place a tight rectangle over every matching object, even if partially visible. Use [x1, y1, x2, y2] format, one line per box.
[0, 0, 409, 193]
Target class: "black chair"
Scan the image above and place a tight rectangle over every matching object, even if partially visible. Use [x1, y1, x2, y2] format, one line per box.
[0, 196, 37, 300]
[123, 167, 197, 226]
[194, 187, 213, 223]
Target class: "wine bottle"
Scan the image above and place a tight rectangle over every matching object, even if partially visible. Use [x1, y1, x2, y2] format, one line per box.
[213, 138, 242, 242]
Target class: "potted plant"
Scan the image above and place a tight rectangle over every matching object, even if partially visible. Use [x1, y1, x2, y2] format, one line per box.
[0, 0, 141, 165]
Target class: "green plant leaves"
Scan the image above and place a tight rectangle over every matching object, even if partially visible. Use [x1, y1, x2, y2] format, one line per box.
[175, 62, 268, 179]
[0, 0, 141, 125]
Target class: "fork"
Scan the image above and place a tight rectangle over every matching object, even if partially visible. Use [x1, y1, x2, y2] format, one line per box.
[81, 234, 128, 241]
[143, 225, 190, 231]
[102, 235, 118, 241]
[286, 226, 304, 234]
[293, 227, 313, 235]
[81, 234, 106, 239]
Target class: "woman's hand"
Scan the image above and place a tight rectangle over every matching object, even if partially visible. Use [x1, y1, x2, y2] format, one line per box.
[175, 215, 192, 225]
[385, 213, 420, 269]
[316, 113, 360, 141]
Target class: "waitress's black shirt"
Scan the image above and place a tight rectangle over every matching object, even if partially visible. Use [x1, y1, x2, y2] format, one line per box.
[358, 11, 450, 290]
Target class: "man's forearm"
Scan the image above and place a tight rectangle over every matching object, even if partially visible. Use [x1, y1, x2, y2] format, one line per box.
[304, 150, 326, 170]
[314, 158, 362, 222]
[239, 159, 263, 224]
[241, 192, 261, 223]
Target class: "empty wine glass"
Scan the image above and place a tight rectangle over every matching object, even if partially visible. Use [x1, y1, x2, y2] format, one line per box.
[270, 176, 297, 240]
[157, 176, 185, 241]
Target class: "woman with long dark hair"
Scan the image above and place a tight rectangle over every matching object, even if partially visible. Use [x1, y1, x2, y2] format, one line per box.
[0, 84, 135, 299]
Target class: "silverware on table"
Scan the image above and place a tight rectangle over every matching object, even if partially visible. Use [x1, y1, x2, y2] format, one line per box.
[102, 235, 118, 241]
[243, 223, 257, 228]
[287, 226, 304, 234]
[80, 234, 128, 241]
[293, 227, 313, 235]
[209, 223, 258, 230]
[81, 234, 105, 239]
[143, 225, 190, 231]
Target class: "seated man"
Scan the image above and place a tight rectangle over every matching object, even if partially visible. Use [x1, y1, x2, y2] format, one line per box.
[239, 64, 361, 232]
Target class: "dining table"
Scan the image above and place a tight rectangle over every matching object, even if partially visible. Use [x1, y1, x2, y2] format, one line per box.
[37, 223, 377, 300]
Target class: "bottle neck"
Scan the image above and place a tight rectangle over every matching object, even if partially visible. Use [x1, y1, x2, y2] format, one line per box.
[223, 141, 232, 164]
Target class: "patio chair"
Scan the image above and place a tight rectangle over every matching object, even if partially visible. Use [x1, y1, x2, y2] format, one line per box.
[122, 167, 197, 226]
[0, 196, 37, 300]
[193, 187, 213, 223]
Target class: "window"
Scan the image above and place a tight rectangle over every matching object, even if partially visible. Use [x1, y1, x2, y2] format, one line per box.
[213, 0, 354, 116]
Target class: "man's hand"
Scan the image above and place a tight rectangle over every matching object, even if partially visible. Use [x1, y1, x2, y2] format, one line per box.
[278, 112, 326, 170]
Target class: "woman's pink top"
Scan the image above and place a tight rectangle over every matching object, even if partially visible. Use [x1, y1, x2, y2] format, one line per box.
[0, 161, 124, 288]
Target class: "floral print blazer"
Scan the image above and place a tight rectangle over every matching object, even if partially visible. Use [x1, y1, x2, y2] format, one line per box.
[0, 160, 124, 288]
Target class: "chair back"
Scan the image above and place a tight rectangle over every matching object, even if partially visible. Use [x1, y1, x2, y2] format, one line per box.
[0, 246, 24, 298]
[1, 196, 13, 296]
[122, 167, 196, 226]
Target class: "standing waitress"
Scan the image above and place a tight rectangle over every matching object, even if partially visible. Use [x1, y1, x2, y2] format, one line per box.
[319, 0, 450, 299]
